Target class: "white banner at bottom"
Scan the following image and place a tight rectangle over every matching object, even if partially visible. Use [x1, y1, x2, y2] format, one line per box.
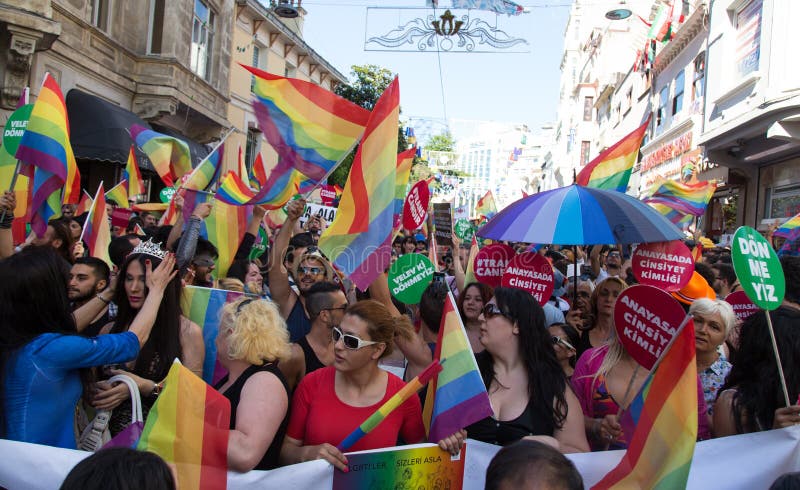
[1, 427, 798, 489]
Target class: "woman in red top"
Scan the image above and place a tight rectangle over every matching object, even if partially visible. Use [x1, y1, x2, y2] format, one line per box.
[280, 300, 465, 471]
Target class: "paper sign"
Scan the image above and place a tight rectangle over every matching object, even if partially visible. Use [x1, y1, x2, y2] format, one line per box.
[724, 290, 760, 324]
[731, 226, 785, 310]
[402, 180, 430, 231]
[388, 253, 435, 304]
[614, 284, 687, 369]
[501, 252, 554, 305]
[474, 243, 515, 288]
[432, 202, 453, 246]
[454, 204, 469, 221]
[299, 203, 337, 229]
[632, 241, 694, 291]
[333, 444, 465, 490]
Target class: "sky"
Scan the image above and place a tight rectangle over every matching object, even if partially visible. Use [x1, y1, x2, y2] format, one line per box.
[299, 1, 571, 143]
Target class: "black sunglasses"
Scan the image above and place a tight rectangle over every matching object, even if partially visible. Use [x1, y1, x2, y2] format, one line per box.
[482, 303, 513, 321]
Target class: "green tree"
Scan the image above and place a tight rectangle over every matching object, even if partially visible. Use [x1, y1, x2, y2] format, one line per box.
[424, 131, 456, 152]
[328, 64, 406, 187]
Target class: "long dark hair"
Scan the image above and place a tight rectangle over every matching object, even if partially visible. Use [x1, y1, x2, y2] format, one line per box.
[0, 246, 79, 436]
[111, 253, 182, 381]
[479, 287, 569, 430]
[721, 306, 800, 433]
[456, 282, 493, 321]
[49, 218, 77, 264]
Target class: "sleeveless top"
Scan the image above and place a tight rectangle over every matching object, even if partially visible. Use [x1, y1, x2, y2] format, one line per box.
[286, 299, 311, 342]
[465, 351, 556, 446]
[296, 336, 326, 374]
[215, 362, 290, 471]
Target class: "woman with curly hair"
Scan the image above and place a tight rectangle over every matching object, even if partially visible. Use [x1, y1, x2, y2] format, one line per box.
[466, 287, 588, 453]
[215, 297, 292, 471]
[713, 305, 800, 436]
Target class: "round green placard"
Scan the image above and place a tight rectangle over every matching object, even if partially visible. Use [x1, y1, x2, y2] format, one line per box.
[159, 186, 177, 203]
[249, 226, 268, 260]
[454, 219, 475, 241]
[2, 104, 33, 158]
[731, 226, 785, 310]
[388, 253, 435, 304]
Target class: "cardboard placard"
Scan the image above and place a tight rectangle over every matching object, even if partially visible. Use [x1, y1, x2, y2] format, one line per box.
[473, 243, 516, 288]
[614, 284, 686, 369]
[299, 203, 337, 229]
[388, 253, 435, 304]
[731, 226, 786, 310]
[432, 202, 453, 246]
[501, 252, 554, 305]
[632, 241, 694, 291]
[724, 290, 760, 324]
[402, 180, 430, 231]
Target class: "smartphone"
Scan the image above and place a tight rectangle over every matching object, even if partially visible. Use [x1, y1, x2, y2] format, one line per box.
[433, 272, 446, 284]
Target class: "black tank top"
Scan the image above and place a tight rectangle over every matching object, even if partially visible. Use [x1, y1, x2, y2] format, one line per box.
[297, 336, 326, 374]
[215, 362, 289, 470]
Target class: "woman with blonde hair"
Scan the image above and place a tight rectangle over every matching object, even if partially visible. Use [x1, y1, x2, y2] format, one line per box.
[215, 297, 292, 471]
[575, 277, 627, 358]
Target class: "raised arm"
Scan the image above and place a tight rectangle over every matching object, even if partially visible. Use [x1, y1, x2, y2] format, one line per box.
[268, 199, 305, 316]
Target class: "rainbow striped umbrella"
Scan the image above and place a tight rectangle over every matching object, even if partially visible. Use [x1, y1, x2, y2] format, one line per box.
[774, 212, 800, 239]
[477, 184, 683, 245]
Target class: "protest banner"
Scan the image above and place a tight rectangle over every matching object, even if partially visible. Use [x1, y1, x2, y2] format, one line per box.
[500, 252, 553, 305]
[402, 180, 430, 231]
[299, 202, 338, 228]
[631, 241, 694, 291]
[388, 253, 435, 304]
[724, 290, 759, 324]
[432, 202, 453, 246]
[473, 243, 515, 288]
[614, 284, 686, 369]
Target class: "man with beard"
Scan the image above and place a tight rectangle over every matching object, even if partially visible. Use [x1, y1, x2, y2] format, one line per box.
[279, 281, 346, 391]
[590, 245, 623, 282]
[269, 199, 337, 342]
[68, 257, 112, 337]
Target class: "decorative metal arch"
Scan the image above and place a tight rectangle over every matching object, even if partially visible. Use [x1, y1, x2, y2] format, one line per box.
[365, 8, 529, 53]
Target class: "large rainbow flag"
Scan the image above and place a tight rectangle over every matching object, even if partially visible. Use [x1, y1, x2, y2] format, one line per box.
[643, 178, 716, 218]
[124, 145, 145, 197]
[475, 190, 497, 220]
[15, 73, 81, 236]
[576, 117, 650, 193]
[137, 360, 230, 490]
[184, 142, 224, 192]
[129, 124, 192, 187]
[592, 320, 698, 489]
[180, 285, 244, 383]
[393, 148, 415, 229]
[774, 211, 800, 239]
[214, 165, 300, 210]
[83, 184, 112, 266]
[318, 77, 400, 290]
[105, 180, 129, 208]
[243, 64, 371, 182]
[423, 292, 494, 442]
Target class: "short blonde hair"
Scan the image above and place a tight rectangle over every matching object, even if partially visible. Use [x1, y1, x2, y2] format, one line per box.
[218, 277, 245, 293]
[221, 298, 291, 364]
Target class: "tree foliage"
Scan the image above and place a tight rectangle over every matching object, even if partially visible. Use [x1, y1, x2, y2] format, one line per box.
[424, 131, 456, 152]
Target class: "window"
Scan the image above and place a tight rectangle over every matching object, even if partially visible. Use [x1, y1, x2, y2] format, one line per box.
[656, 86, 669, 128]
[693, 53, 705, 100]
[148, 0, 165, 54]
[672, 70, 685, 115]
[580, 141, 591, 166]
[244, 128, 260, 172]
[92, 0, 111, 31]
[284, 62, 296, 78]
[190, 0, 215, 80]
[250, 45, 260, 93]
[583, 97, 594, 121]
[734, 0, 762, 78]
[765, 184, 800, 220]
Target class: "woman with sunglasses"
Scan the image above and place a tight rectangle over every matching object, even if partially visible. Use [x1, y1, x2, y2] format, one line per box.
[280, 300, 465, 471]
[215, 297, 291, 471]
[548, 323, 580, 379]
[465, 287, 589, 453]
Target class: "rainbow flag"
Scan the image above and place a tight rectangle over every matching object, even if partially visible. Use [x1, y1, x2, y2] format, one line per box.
[105, 180, 129, 208]
[214, 165, 300, 210]
[75, 190, 93, 216]
[236, 145, 251, 186]
[251, 153, 268, 188]
[463, 236, 480, 285]
[423, 292, 494, 442]
[180, 286, 245, 383]
[243, 64, 371, 182]
[82, 184, 112, 266]
[129, 124, 192, 187]
[318, 77, 399, 290]
[648, 202, 694, 229]
[643, 178, 716, 217]
[133, 223, 146, 236]
[576, 117, 650, 193]
[774, 211, 800, 239]
[338, 361, 442, 451]
[184, 143, 224, 192]
[15, 73, 81, 236]
[265, 207, 288, 229]
[137, 360, 230, 490]
[124, 145, 145, 196]
[592, 320, 698, 489]
[475, 190, 497, 220]
[393, 148, 415, 228]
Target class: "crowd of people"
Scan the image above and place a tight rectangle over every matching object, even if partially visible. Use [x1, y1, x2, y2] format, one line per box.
[1, 189, 800, 488]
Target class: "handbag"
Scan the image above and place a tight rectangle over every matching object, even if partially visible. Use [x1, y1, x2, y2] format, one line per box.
[76, 374, 143, 451]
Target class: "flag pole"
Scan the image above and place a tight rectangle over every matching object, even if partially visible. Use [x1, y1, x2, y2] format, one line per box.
[0, 160, 22, 222]
[765, 310, 791, 407]
[79, 181, 104, 244]
[301, 136, 362, 200]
